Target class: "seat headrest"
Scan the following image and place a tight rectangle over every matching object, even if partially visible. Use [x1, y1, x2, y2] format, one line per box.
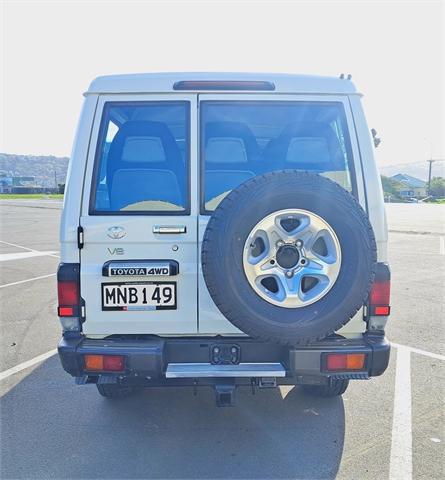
[262, 121, 345, 171]
[107, 121, 183, 189]
[286, 137, 330, 164]
[122, 136, 166, 163]
[205, 121, 260, 161]
[206, 138, 248, 164]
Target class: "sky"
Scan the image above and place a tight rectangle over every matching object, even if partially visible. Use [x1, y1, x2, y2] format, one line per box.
[1, 0, 444, 170]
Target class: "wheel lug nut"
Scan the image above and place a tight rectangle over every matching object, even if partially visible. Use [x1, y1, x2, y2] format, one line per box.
[277, 241, 284, 247]
[285, 270, 293, 278]
[295, 240, 303, 248]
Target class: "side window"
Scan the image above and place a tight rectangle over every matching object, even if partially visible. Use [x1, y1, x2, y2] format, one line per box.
[91, 102, 189, 214]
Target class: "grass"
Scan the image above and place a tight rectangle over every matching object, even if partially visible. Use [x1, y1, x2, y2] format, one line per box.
[0, 194, 63, 199]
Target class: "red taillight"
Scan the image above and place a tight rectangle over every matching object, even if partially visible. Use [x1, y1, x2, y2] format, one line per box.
[57, 264, 80, 317]
[369, 263, 391, 316]
[84, 355, 125, 372]
[103, 355, 125, 371]
[58, 306, 74, 317]
[374, 306, 390, 316]
[58, 281, 78, 306]
[370, 280, 390, 306]
[325, 353, 366, 371]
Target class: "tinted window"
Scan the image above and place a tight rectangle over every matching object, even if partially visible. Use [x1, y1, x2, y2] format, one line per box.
[91, 102, 189, 214]
[201, 102, 353, 211]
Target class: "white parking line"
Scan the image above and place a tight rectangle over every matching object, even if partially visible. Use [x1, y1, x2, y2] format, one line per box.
[0, 240, 60, 259]
[440, 236, 445, 255]
[0, 251, 58, 262]
[0, 239, 36, 252]
[0, 273, 56, 289]
[392, 342, 445, 361]
[0, 349, 57, 381]
[389, 345, 412, 480]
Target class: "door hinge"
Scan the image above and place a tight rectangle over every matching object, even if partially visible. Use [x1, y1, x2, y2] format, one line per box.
[77, 226, 84, 249]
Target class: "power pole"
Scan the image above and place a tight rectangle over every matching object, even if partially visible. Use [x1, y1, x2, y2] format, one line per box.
[54, 169, 57, 190]
[427, 159, 435, 195]
[426, 159, 445, 196]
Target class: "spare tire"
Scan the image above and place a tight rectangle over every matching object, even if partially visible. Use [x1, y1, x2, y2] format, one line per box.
[202, 170, 377, 345]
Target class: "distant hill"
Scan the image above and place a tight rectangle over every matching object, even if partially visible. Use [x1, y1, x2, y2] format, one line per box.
[0, 153, 69, 187]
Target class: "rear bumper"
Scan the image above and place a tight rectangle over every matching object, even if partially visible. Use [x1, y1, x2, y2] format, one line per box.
[58, 333, 390, 386]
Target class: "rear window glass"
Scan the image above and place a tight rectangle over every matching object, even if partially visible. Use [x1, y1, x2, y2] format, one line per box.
[90, 102, 189, 214]
[201, 101, 353, 212]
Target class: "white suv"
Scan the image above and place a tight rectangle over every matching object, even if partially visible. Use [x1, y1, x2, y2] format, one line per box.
[58, 73, 390, 406]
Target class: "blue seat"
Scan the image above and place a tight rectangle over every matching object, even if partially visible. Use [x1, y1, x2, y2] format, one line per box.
[106, 121, 185, 210]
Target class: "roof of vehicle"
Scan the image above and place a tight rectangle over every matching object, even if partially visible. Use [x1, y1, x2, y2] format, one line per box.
[86, 72, 359, 95]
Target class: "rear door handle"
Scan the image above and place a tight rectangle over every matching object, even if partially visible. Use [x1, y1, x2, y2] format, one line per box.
[153, 225, 187, 234]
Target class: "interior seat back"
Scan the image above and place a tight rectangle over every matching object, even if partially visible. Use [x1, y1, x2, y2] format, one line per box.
[261, 122, 346, 172]
[106, 121, 184, 210]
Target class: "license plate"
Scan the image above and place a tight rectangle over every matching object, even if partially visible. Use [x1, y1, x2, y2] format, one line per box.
[101, 282, 176, 311]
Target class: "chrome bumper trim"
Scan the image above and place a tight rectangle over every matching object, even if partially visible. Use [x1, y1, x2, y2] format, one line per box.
[165, 362, 286, 378]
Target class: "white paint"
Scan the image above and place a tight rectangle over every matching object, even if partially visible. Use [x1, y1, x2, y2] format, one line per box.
[0, 240, 59, 259]
[430, 438, 441, 443]
[0, 349, 57, 381]
[389, 345, 412, 480]
[0, 273, 56, 289]
[440, 236, 445, 255]
[0, 251, 58, 262]
[0, 240, 36, 251]
[392, 342, 445, 362]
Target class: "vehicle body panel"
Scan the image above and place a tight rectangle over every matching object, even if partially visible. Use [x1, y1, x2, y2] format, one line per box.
[60, 73, 386, 340]
[78, 94, 199, 336]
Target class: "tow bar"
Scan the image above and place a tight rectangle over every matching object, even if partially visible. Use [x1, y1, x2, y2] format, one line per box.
[214, 381, 236, 407]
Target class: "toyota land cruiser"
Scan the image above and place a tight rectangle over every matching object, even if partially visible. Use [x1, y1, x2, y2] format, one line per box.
[58, 73, 390, 406]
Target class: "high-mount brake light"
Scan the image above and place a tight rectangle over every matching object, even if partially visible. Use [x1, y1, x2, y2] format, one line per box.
[173, 80, 276, 91]
[57, 263, 81, 332]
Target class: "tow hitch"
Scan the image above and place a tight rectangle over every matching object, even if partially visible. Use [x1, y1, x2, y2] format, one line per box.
[214, 381, 236, 407]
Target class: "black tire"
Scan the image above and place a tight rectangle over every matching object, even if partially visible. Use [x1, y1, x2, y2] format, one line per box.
[202, 170, 376, 345]
[302, 379, 349, 397]
[96, 383, 136, 399]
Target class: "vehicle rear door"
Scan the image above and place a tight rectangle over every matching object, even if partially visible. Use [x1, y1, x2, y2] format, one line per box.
[197, 93, 367, 335]
[79, 94, 198, 336]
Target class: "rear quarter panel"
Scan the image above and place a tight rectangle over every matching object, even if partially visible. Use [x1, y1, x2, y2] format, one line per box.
[60, 95, 99, 263]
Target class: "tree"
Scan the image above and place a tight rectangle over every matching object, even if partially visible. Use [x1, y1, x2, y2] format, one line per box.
[429, 177, 445, 197]
[380, 175, 405, 201]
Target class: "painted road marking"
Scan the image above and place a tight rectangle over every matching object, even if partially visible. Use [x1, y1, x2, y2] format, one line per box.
[0, 251, 58, 262]
[392, 342, 445, 361]
[0, 239, 37, 252]
[0, 273, 56, 289]
[389, 345, 412, 480]
[0, 349, 58, 382]
[440, 236, 445, 255]
[0, 240, 59, 259]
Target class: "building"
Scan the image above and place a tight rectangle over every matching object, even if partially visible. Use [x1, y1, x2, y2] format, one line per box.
[391, 173, 427, 199]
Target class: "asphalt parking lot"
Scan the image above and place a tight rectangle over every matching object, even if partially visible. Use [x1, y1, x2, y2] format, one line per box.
[0, 201, 444, 480]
